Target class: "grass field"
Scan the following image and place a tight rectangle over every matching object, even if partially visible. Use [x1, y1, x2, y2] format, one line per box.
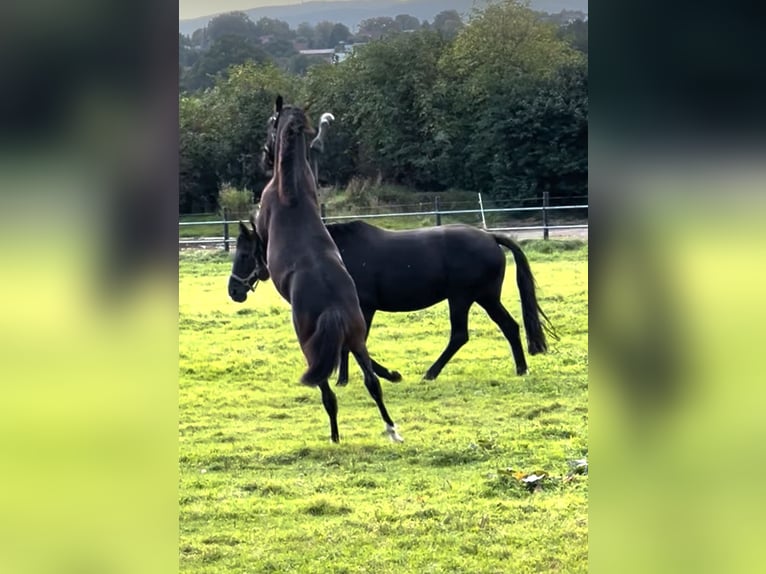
[179, 239, 588, 573]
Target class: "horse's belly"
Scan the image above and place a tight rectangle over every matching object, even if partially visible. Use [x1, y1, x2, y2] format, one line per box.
[375, 289, 445, 313]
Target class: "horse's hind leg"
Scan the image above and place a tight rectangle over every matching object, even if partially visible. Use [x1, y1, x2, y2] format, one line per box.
[370, 358, 402, 383]
[424, 298, 472, 380]
[318, 380, 340, 443]
[477, 294, 527, 375]
[343, 348, 402, 385]
[337, 347, 351, 386]
[347, 353, 402, 384]
[349, 345, 403, 443]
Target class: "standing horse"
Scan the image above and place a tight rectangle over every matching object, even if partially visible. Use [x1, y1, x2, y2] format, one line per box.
[228, 96, 402, 444]
[328, 222, 555, 384]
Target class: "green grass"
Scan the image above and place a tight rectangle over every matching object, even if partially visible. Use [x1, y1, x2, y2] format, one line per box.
[179, 240, 588, 573]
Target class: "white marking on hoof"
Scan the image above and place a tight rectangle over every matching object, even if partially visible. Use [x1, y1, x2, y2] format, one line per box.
[385, 424, 404, 443]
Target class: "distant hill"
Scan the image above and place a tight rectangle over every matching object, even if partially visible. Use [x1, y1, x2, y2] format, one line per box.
[179, 0, 588, 36]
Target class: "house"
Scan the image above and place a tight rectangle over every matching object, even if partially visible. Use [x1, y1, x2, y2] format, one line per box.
[333, 41, 366, 63]
[298, 42, 367, 65]
[298, 48, 336, 64]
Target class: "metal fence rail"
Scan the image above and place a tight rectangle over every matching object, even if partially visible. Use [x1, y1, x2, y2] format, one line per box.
[179, 191, 588, 250]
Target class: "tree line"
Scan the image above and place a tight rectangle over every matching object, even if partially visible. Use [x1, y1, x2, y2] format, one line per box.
[179, 0, 588, 214]
[179, 9, 476, 90]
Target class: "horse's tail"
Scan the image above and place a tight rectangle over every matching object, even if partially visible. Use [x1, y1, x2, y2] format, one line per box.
[491, 234, 559, 354]
[300, 308, 344, 386]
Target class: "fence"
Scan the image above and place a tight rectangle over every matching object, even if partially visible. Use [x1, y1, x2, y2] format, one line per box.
[179, 191, 588, 250]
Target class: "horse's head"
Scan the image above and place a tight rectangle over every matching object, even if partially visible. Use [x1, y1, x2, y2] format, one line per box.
[228, 215, 270, 303]
[260, 95, 319, 175]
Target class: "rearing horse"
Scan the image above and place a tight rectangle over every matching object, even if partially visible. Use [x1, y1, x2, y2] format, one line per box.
[228, 96, 403, 444]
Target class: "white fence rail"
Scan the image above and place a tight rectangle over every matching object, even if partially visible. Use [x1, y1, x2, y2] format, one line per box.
[179, 192, 588, 250]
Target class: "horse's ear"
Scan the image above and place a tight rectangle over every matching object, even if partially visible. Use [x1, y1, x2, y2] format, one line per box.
[275, 95, 283, 113]
[238, 221, 250, 237]
[249, 213, 257, 231]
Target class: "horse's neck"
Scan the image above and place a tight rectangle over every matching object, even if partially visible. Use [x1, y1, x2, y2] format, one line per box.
[277, 132, 315, 206]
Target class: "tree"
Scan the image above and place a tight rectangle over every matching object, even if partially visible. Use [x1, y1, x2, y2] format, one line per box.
[179, 63, 298, 212]
[288, 53, 312, 76]
[181, 35, 270, 92]
[471, 62, 588, 201]
[432, 10, 463, 39]
[179, 1, 588, 205]
[558, 18, 588, 54]
[206, 12, 257, 43]
[179, 33, 199, 69]
[179, 96, 220, 213]
[296, 22, 315, 47]
[358, 17, 399, 40]
[303, 31, 449, 188]
[314, 20, 336, 48]
[329, 23, 351, 47]
[300, 63, 358, 184]
[253, 17, 292, 40]
[210, 63, 298, 197]
[394, 14, 421, 31]
[260, 37, 297, 59]
[434, 0, 585, 197]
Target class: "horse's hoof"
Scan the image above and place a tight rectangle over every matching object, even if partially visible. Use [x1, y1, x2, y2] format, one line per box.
[423, 371, 437, 381]
[517, 368, 528, 376]
[390, 371, 402, 383]
[384, 424, 404, 443]
[336, 379, 348, 387]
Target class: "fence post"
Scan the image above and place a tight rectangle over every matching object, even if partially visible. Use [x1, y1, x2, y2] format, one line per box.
[477, 192, 487, 229]
[542, 191, 549, 240]
[320, 203, 326, 223]
[434, 196, 441, 226]
[223, 208, 230, 252]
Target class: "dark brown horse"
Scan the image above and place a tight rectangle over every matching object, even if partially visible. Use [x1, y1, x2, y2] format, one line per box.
[228, 96, 402, 444]
[329, 222, 555, 385]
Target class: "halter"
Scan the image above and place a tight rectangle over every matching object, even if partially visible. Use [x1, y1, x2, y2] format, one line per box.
[229, 269, 259, 292]
[229, 252, 261, 292]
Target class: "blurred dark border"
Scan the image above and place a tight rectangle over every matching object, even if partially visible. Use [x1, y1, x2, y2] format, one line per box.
[0, 0, 179, 290]
[591, 1, 766, 572]
[1, 2, 180, 572]
[591, 0, 766, 142]
[591, 0, 766, 405]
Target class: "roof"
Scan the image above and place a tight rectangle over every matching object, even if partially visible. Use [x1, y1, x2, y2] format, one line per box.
[299, 49, 335, 55]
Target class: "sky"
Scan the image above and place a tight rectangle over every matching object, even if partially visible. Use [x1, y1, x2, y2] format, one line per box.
[179, 0, 356, 20]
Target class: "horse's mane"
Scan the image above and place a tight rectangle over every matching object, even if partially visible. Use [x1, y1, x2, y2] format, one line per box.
[276, 107, 314, 206]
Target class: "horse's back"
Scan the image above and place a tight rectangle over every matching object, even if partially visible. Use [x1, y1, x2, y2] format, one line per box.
[327, 223, 505, 311]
